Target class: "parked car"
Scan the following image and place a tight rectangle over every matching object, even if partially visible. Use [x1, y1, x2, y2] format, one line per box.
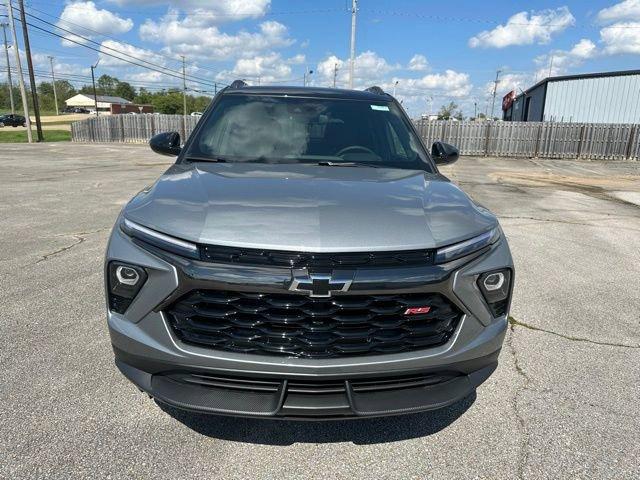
[106, 83, 514, 419]
[63, 107, 91, 114]
[190, 111, 203, 116]
[0, 114, 26, 127]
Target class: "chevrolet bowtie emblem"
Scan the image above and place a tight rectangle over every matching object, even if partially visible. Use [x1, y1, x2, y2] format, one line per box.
[289, 269, 354, 298]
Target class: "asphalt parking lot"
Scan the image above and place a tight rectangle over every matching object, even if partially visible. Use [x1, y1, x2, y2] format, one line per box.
[1, 143, 638, 479]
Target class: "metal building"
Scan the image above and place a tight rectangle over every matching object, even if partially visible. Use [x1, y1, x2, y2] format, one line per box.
[503, 69, 640, 123]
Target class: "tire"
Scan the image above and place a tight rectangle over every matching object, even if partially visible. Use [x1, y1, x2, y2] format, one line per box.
[22, 123, 26, 127]
[0, 122, 4, 128]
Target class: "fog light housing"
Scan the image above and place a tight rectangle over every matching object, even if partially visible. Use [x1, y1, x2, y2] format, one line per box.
[108, 262, 147, 314]
[478, 269, 512, 317]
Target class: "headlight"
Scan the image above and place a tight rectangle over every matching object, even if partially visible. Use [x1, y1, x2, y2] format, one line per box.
[107, 261, 148, 313]
[121, 218, 199, 259]
[434, 227, 501, 264]
[478, 268, 512, 317]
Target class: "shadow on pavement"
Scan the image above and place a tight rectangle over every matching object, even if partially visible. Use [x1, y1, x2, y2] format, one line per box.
[157, 391, 476, 445]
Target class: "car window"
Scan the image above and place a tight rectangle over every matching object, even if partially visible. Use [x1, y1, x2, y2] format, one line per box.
[188, 95, 433, 171]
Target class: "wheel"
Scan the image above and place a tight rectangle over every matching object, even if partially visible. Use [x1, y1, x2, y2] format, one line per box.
[22, 123, 26, 127]
[0, 122, 4, 128]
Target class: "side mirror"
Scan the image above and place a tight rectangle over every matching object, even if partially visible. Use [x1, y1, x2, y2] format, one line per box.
[150, 131, 181, 156]
[431, 141, 459, 165]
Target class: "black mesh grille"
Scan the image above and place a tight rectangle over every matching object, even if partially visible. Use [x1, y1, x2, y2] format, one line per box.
[200, 245, 433, 268]
[166, 290, 462, 358]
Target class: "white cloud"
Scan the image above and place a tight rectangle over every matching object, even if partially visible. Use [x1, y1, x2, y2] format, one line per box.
[316, 51, 399, 88]
[98, 40, 167, 67]
[534, 39, 598, 78]
[216, 52, 305, 83]
[110, 0, 271, 22]
[597, 0, 640, 23]
[483, 73, 533, 98]
[600, 22, 640, 54]
[58, 1, 133, 47]
[469, 7, 575, 48]
[407, 54, 429, 71]
[398, 70, 473, 98]
[140, 13, 293, 60]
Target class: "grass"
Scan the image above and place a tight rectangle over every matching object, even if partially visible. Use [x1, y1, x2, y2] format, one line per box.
[0, 129, 71, 143]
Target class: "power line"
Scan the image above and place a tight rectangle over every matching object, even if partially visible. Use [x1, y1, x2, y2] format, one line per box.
[24, 3, 227, 78]
[21, 19, 224, 90]
[19, 8, 225, 89]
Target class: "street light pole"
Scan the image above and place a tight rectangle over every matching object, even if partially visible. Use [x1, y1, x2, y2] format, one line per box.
[303, 67, 313, 86]
[48, 55, 58, 115]
[1, 22, 15, 114]
[5, 0, 32, 142]
[348, 0, 357, 89]
[490, 69, 501, 120]
[91, 59, 100, 116]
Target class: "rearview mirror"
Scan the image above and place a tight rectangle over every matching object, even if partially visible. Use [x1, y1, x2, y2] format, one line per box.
[150, 131, 181, 156]
[431, 141, 459, 165]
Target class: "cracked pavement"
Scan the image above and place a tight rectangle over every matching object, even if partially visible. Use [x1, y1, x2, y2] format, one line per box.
[1, 144, 639, 479]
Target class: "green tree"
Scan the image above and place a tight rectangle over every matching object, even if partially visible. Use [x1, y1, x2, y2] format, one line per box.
[437, 101, 464, 121]
[151, 90, 184, 114]
[114, 81, 135, 101]
[96, 74, 118, 95]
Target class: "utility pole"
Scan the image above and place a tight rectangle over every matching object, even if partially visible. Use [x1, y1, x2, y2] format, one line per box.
[490, 69, 501, 120]
[181, 55, 187, 116]
[18, 0, 42, 141]
[90, 59, 99, 116]
[6, 0, 31, 142]
[1, 22, 15, 114]
[474, 101, 478, 119]
[548, 55, 554, 78]
[392, 80, 398, 97]
[48, 56, 58, 115]
[332, 63, 338, 88]
[348, 0, 357, 89]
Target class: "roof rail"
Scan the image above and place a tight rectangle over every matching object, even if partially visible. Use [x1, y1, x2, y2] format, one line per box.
[364, 86, 387, 96]
[229, 79, 248, 89]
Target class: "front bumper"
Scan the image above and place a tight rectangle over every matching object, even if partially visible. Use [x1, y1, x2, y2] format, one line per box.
[106, 223, 513, 419]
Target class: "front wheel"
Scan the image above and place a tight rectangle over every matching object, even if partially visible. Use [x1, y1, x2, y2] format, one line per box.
[22, 123, 26, 127]
[0, 122, 4, 128]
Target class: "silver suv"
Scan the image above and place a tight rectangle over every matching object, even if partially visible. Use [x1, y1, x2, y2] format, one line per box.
[105, 83, 514, 419]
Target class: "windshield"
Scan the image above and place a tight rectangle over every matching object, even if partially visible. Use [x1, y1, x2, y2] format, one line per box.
[186, 94, 433, 171]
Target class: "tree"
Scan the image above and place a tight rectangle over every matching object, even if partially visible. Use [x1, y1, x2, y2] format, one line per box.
[37, 80, 76, 113]
[151, 90, 184, 114]
[96, 74, 118, 95]
[114, 81, 135, 101]
[437, 101, 464, 121]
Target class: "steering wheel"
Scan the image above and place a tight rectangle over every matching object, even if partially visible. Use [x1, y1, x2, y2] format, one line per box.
[336, 145, 376, 157]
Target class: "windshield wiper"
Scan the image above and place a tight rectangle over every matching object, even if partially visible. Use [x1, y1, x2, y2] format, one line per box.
[317, 161, 379, 168]
[183, 154, 227, 163]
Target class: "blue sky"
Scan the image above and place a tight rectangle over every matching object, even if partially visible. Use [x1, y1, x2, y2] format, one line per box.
[2, 0, 640, 116]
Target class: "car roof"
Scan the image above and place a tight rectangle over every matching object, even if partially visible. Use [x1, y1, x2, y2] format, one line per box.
[221, 85, 392, 102]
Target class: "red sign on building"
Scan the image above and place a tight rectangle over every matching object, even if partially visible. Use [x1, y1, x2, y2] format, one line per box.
[502, 90, 516, 111]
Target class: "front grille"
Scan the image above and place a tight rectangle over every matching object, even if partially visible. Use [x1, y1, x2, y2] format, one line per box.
[166, 290, 462, 358]
[199, 244, 433, 268]
[169, 371, 458, 394]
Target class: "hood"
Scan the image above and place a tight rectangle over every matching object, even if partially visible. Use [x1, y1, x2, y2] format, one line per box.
[124, 162, 497, 252]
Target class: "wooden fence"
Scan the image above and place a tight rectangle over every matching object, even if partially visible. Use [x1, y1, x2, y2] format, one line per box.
[70, 114, 200, 144]
[415, 120, 640, 160]
[71, 115, 640, 160]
